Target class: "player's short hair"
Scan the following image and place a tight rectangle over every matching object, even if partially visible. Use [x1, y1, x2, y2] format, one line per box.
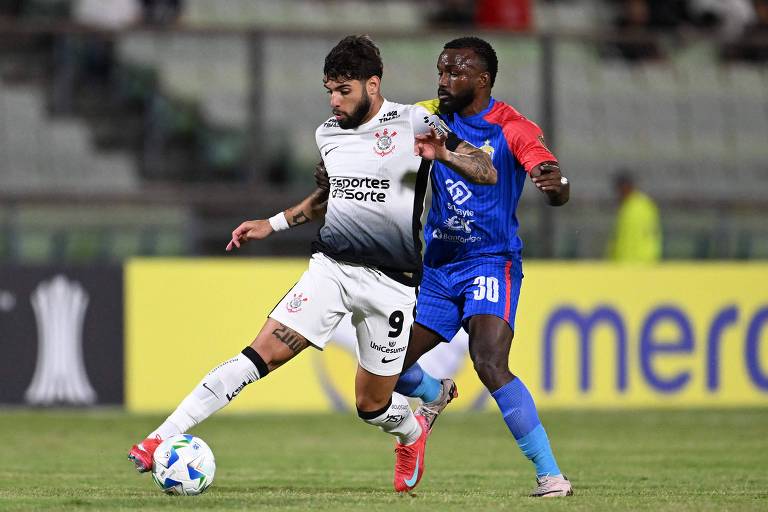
[324, 35, 383, 83]
[444, 36, 498, 87]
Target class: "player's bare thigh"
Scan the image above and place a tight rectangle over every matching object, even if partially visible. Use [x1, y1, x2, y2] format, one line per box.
[249, 318, 311, 372]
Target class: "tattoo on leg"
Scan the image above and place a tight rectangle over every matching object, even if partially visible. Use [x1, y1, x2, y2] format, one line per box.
[272, 324, 307, 352]
[291, 211, 310, 226]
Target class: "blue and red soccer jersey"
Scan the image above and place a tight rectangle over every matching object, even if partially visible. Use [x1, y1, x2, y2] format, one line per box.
[415, 97, 557, 340]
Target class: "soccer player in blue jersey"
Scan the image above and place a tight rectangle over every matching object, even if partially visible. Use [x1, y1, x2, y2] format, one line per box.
[402, 37, 573, 497]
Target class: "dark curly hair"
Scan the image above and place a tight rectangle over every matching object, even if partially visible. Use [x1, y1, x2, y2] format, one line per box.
[444, 36, 498, 87]
[323, 35, 383, 83]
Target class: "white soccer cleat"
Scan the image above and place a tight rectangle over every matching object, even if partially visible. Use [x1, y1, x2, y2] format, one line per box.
[415, 378, 458, 429]
[530, 474, 573, 497]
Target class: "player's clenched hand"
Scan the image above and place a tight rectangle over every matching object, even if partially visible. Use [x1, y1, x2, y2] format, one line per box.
[225, 220, 272, 251]
[530, 162, 564, 192]
[313, 160, 329, 192]
[414, 128, 448, 161]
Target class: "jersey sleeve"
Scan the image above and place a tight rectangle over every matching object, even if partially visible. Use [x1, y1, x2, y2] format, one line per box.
[315, 124, 323, 151]
[502, 118, 557, 172]
[409, 102, 461, 151]
[408, 104, 432, 135]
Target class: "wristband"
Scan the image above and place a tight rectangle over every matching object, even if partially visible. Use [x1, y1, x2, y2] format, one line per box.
[445, 132, 461, 151]
[268, 212, 290, 232]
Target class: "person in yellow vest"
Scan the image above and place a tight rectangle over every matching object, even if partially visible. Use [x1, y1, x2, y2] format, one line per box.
[607, 171, 662, 262]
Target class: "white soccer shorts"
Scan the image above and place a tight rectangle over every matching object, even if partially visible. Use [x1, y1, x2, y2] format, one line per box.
[269, 252, 415, 376]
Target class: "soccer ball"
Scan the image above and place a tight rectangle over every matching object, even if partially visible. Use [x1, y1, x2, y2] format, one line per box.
[151, 434, 216, 495]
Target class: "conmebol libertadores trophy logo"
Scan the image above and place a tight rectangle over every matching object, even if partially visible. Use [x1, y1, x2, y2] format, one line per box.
[24, 275, 97, 405]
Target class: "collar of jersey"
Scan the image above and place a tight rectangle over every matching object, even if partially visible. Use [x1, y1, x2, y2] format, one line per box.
[354, 99, 392, 131]
[452, 97, 496, 122]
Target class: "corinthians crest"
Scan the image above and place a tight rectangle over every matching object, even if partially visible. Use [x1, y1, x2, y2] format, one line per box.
[373, 128, 397, 156]
[286, 292, 308, 313]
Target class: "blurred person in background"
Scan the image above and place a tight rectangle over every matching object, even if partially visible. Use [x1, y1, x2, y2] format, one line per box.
[73, 0, 142, 29]
[721, 0, 768, 61]
[0, 0, 25, 19]
[606, 170, 662, 263]
[427, 0, 476, 27]
[604, 0, 686, 60]
[140, 0, 183, 25]
[688, 0, 757, 41]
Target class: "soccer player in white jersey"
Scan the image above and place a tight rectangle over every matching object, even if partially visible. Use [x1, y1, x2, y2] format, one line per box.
[127, 35, 496, 494]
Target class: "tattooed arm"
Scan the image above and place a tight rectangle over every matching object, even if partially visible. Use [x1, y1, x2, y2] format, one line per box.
[225, 162, 329, 251]
[284, 186, 329, 227]
[440, 140, 497, 185]
[414, 129, 497, 185]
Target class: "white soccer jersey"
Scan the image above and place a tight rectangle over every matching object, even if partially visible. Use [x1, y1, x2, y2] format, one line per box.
[312, 100, 431, 285]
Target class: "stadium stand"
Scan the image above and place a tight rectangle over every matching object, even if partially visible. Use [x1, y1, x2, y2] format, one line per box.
[0, 84, 138, 194]
[0, 0, 766, 261]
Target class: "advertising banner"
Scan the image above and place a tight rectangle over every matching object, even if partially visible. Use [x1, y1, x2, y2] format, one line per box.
[0, 266, 123, 405]
[126, 260, 768, 412]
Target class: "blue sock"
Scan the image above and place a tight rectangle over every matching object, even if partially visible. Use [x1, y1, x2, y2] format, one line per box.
[395, 363, 442, 403]
[491, 377, 561, 477]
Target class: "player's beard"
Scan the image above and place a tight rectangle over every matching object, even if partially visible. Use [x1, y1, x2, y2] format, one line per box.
[337, 92, 372, 129]
[438, 88, 474, 115]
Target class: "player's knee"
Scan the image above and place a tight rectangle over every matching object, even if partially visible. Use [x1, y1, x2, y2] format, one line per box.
[355, 394, 390, 416]
[471, 353, 512, 389]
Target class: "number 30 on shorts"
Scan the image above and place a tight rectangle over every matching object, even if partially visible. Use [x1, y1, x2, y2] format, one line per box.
[472, 276, 499, 303]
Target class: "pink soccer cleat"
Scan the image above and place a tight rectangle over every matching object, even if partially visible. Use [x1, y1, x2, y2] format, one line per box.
[128, 436, 163, 473]
[393, 415, 430, 493]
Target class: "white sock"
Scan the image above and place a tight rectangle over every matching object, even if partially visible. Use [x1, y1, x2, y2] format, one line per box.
[359, 392, 421, 445]
[147, 348, 266, 440]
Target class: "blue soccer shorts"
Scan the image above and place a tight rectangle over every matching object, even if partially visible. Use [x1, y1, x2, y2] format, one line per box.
[415, 256, 524, 342]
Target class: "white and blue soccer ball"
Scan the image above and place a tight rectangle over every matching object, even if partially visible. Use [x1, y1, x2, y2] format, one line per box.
[151, 434, 216, 495]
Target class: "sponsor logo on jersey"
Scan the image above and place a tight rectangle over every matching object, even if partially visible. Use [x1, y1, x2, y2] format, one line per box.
[373, 128, 397, 156]
[323, 118, 339, 128]
[422, 114, 450, 138]
[445, 179, 473, 205]
[378, 110, 400, 123]
[444, 215, 475, 233]
[446, 202, 474, 218]
[370, 340, 407, 354]
[286, 292, 308, 312]
[432, 228, 482, 244]
[330, 175, 390, 202]
[323, 145, 340, 156]
[480, 139, 495, 158]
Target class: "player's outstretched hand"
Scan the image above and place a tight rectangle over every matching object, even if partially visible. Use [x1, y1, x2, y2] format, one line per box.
[414, 128, 448, 161]
[225, 220, 272, 251]
[313, 160, 329, 191]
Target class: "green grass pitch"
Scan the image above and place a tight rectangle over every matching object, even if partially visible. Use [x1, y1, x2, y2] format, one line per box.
[0, 409, 766, 511]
